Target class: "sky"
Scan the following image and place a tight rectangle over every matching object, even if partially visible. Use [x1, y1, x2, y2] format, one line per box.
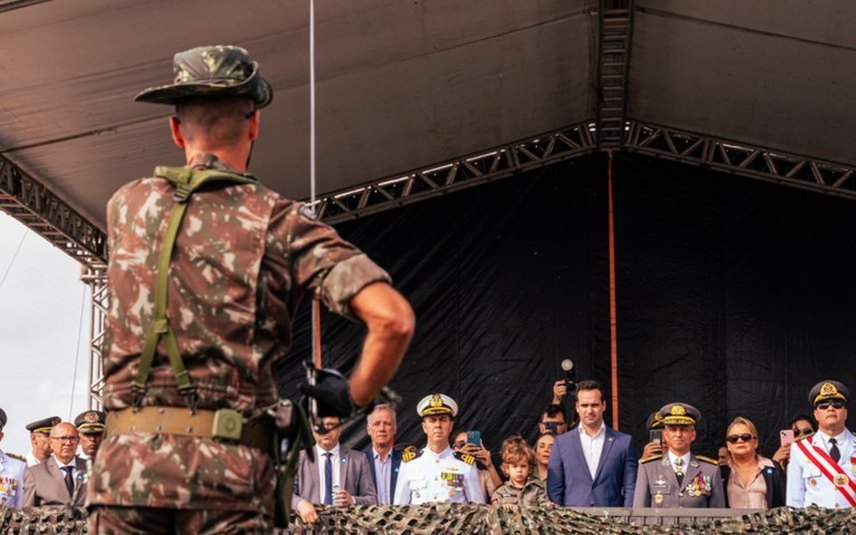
[0, 211, 91, 457]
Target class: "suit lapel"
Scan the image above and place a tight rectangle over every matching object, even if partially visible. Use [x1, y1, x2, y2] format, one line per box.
[661, 456, 680, 492]
[569, 431, 593, 484]
[593, 428, 615, 483]
[391, 450, 402, 497]
[366, 450, 378, 490]
[683, 455, 702, 491]
[339, 447, 349, 491]
[46, 457, 71, 499]
[305, 451, 321, 503]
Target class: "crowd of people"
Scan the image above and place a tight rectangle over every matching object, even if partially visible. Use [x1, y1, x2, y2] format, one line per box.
[0, 379, 848, 521]
[285, 378, 851, 522]
[0, 409, 106, 508]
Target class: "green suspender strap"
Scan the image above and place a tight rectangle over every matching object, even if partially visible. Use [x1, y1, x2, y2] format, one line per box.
[132, 165, 255, 409]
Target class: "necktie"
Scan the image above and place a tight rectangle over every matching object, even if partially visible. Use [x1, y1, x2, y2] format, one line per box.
[674, 458, 684, 486]
[829, 438, 841, 463]
[323, 453, 333, 505]
[62, 466, 75, 496]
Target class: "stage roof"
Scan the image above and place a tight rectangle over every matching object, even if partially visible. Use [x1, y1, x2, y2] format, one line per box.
[0, 0, 853, 265]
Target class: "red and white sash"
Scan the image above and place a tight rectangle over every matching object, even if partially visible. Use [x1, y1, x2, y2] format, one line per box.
[795, 436, 856, 506]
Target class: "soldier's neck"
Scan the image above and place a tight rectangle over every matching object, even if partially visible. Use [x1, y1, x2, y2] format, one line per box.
[184, 146, 249, 173]
[427, 441, 449, 454]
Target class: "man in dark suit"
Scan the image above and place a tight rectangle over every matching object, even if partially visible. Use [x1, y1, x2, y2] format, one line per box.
[293, 416, 377, 524]
[23, 422, 88, 507]
[363, 404, 402, 504]
[547, 379, 638, 506]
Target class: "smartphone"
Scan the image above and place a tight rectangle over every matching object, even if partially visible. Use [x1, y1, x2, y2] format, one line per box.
[467, 430, 481, 447]
[780, 429, 795, 447]
[649, 429, 663, 443]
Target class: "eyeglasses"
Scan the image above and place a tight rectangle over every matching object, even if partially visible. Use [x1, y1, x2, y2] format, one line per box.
[50, 436, 79, 443]
[726, 433, 755, 444]
[816, 400, 846, 410]
[793, 427, 814, 437]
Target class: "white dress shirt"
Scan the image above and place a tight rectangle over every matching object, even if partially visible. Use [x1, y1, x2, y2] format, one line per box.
[315, 444, 342, 503]
[579, 422, 606, 479]
[667, 450, 691, 476]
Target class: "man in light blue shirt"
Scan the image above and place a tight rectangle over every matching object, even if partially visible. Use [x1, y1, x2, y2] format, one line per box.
[363, 404, 402, 504]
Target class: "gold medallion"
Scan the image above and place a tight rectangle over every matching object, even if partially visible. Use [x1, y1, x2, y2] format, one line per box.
[654, 492, 664, 505]
[834, 473, 849, 488]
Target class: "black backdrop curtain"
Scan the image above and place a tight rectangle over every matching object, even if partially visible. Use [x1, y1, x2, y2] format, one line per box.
[276, 152, 856, 458]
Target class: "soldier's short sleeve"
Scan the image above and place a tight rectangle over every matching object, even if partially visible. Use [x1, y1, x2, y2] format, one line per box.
[267, 200, 391, 321]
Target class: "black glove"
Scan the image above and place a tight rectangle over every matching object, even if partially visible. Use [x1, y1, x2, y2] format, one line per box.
[298, 367, 363, 418]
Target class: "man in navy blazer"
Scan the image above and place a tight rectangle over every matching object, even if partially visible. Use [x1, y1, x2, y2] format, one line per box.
[363, 404, 402, 504]
[547, 379, 638, 507]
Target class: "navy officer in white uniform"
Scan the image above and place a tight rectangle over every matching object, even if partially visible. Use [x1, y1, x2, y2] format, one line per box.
[0, 408, 27, 507]
[393, 393, 485, 504]
[787, 380, 856, 508]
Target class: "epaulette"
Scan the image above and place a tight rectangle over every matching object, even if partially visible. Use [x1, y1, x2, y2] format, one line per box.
[696, 455, 718, 465]
[454, 451, 476, 465]
[640, 454, 662, 464]
[6, 452, 25, 463]
[402, 446, 421, 463]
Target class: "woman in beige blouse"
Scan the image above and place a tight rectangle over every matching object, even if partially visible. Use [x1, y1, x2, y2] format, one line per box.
[720, 416, 786, 509]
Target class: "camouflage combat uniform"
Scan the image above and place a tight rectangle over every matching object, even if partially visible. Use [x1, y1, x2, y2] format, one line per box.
[88, 153, 390, 529]
[491, 477, 551, 507]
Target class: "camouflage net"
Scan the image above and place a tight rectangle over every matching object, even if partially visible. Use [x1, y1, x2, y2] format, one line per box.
[281, 504, 856, 535]
[3, 505, 856, 534]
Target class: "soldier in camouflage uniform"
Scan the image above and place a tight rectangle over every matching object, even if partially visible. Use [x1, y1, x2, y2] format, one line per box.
[87, 45, 415, 534]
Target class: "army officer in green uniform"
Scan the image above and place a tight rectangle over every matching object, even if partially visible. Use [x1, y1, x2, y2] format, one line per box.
[633, 402, 725, 508]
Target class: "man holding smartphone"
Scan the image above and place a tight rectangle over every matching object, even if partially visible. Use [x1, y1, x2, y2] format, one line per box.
[393, 394, 485, 504]
[787, 380, 856, 508]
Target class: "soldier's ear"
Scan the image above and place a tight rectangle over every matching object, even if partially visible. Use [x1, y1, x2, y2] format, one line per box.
[169, 116, 186, 148]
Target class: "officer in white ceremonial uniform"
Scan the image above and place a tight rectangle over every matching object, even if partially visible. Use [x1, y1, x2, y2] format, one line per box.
[0, 408, 27, 507]
[787, 380, 856, 508]
[393, 393, 485, 505]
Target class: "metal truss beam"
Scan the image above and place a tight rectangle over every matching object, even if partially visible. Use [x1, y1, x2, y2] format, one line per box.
[81, 266, 106, 410]
[595, 0, 634, 149]
[0, 155, 107, 269]
[313, 123, 597, 224]
[626, 122, 856, 201]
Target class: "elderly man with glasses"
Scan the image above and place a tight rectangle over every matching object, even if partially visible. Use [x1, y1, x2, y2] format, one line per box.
[23, 422, 87, 507]
[787, 380, 856, 508]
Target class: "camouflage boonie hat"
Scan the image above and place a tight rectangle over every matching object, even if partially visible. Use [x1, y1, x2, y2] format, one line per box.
[135, 45, 273, 108]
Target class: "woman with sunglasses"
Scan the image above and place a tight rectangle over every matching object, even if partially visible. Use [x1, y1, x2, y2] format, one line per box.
[771, 414, 816, 468]
[720, 416, 786, 509]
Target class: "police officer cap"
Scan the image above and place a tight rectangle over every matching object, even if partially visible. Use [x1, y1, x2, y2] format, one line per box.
[0, 408, 6, 429]
[809, 380, 849, 406]
[416, 393, 458, 418]
[26, 416, 61, 434]
[74, 410, 107, 434]
[645, 410, 664, 430]
[135, 45, 273, 108]
[658, 402, 701, 426]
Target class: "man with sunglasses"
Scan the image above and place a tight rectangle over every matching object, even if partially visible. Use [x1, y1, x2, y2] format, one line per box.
[633, 402, 724, 508]
[786, 380, 856, 508]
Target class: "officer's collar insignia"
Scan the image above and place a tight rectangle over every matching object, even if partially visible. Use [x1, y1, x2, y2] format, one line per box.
[670, 405, 686, 416]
